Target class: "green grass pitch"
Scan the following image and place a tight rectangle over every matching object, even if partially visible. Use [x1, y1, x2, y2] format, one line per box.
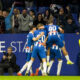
[0, 76, 80, 80]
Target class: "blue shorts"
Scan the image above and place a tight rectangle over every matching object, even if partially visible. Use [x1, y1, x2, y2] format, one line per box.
[59, 33, 64, 42]
[26, 53, 32, 62]
[47, 35, 64, 48]
[50, 48, 62, 59]
[31, 45, 46, 59]
[25, 46, 32, 53]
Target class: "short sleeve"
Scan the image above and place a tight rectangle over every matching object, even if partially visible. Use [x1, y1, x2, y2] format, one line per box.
[44, 25, 48, 30]
[33, 31, 37, 37]
[57, 25, 60, 30]
[29, 33, 34, 40]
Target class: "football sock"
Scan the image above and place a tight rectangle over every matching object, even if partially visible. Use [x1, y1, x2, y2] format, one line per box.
[57, 60, 63, 76]
[19, 63, 28, 73]
[27, 60, 33, 73]
[43, 62, 47, 74]
[47, 61, 54, 74]
[65, 55, 70, 61]
[47, 56, 50, 62]
[30, 67, 33, 74]
[39, 63, 43, 70]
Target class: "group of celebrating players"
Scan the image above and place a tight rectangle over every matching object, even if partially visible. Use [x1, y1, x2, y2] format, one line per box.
[17, 19, 74, 76]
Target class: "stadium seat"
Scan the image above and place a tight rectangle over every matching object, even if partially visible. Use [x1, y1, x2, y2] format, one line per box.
[72, 13, 79, 26]
[38, 7, 49, 14]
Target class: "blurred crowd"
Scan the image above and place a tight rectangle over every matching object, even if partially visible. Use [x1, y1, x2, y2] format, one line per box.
[0, 0, 80, 33]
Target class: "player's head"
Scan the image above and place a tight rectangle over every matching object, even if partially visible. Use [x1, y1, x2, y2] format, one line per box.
[37, 24, 44, 29]
[7, 47, 13, 55]
[30, 25, 36, 31]
[47, 19, 53, 24]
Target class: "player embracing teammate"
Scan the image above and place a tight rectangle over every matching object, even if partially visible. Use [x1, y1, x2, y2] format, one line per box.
[17, 19, 74, 76]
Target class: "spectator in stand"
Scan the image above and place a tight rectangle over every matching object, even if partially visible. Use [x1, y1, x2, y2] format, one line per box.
[50, 4, 62, 16]
[0, 47, 20, 75]
[3, 2, 15, 33]
[64, 17, 79, 33]
[65, 5, 72, 16]
[29, 10, 36, 21]
[18, 9, 33, 33]
[0, 10, 5, 33]
[11, 8, 20, 33]
[56, 8, 66, 25]
[33, 13, 46, 26]
[43, 9, 52, 24]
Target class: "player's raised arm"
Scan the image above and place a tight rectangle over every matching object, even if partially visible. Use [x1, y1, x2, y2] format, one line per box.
[59, 27, 64, 33]
[33, 32, 44, 41]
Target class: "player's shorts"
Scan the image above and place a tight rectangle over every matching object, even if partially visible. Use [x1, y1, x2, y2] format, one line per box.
[47, 35, 64, 48]
[59, 33, 65, 45]
[25, 46, 32, 53]
[37, 48, 47, 62]
[26, 53, 32, 62]
[59, 33, 64, 41]
[37, 53, 42, 62]
[50, 48, 62, 59]
[31, 45, 46, 59]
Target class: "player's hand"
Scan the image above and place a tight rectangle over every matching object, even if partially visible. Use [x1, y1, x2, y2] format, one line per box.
[40, 32, 44, 36]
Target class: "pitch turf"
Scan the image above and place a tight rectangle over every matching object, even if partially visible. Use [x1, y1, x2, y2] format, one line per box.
[0, 76, 80, 80]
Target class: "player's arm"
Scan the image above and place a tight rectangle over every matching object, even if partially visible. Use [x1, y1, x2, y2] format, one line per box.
[39, 26, 45, 29]
[31, 45, 33, 51]
[44, 36, 48, 44]
[32, 32, 44, 41]
[59, 27, 64, 33]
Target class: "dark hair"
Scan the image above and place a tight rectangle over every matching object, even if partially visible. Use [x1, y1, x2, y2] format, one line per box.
[30, 25, 36, 30]
[44, 9, 50, 19]
[30, 10, 34, 13]
[37, 13, 42, 16]
[30, 10, 35, 15]
[22, 8, 27, 11]
[67, 17, 73, 20]
[37, 13, 43, 20]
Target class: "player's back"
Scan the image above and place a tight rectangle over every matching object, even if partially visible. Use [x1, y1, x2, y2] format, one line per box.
[26, 32, 33, 47]
[34, 29, 47, 46]
[45, 25, 59, 35]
